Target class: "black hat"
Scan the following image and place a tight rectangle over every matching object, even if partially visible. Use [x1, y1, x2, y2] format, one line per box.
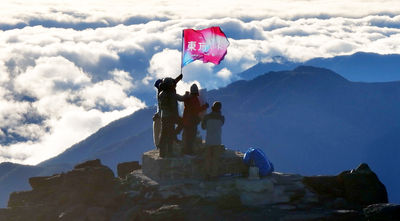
[212, 101, 222, 112]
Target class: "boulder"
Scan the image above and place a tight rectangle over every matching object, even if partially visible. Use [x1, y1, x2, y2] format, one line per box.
[325, 210, 365, 221]
[58, 204, 87, 221]
[235, 177, 274, 192]
[117, 161, 141, 178]
[29, 174, 63, 190]
[271, 172, 303, 185]
[127, 170, 160, 192]
[363, 203, 400, 221]
[74, 159, 102, 169]
[302, 175, 344, 198]
[303, 163, 388, 207]
[64, 162, 116, 191]
[235, 176, 307, 207]
[134, 204, 185, 221]
[338, 163, 388, 206]
[0, 208, 11, 220]
[8, 159, 119, 218]
[86, 207, 109, 221]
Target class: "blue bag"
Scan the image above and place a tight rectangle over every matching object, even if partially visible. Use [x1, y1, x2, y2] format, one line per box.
[243, 147, 274, 176]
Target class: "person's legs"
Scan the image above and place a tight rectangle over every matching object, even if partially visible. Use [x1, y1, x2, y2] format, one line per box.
[211, 145, 223, 178]
[166, 118, 175, 156]
[204, 145, 212, 179]
[159, 117, 174, 157]
[183, 125, 196, 155]
[182, 127, 187, 154]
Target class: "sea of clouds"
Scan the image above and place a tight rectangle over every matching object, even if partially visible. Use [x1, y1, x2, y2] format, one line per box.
[1, 0, 400, 164]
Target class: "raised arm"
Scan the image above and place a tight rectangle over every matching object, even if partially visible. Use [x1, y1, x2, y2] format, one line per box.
[174, 73, 183, 84]
[175, 91, 190, 102]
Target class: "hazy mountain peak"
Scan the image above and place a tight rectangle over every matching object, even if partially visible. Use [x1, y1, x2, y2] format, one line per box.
[271, 55, 290, 64]
[248, 66, 349, 89]
[291, 65, 349, 82]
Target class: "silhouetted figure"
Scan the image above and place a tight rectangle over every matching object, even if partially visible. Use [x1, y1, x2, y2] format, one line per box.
[153, 79, 163, 148]
[181, 84, 208, 155]
[153, 74, 182, 148]
[158, 76, 185, 157]
[202, 101, 225, 179]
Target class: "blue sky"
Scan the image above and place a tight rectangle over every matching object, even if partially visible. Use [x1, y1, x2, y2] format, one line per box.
[1, 0, 400, 164]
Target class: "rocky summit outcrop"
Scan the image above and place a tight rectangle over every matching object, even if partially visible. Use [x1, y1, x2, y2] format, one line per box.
[1, 159, 121, 221]
[0, 147, 399, 221]
[118, 161, 141, 179]
[303, 163, 388, 208]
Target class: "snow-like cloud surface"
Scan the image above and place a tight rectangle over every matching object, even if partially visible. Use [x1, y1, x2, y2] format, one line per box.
[1, 0, 400, 164]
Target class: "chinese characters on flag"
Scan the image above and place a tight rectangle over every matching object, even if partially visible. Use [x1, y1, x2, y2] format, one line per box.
[182, 26, 230, 67]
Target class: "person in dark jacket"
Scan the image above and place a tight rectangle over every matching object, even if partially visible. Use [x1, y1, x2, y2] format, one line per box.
[181, 84, 208, 155]
[201, 101, 225, 179]
[158, 76, 185, 157]
[154, 74, 182, 116]
[153, 74, 183, 148]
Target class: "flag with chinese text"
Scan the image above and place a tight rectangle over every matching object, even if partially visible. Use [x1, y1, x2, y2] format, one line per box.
[182, 27, 229, 67]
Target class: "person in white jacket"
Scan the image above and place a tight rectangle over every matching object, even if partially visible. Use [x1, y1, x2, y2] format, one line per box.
[201, 101, 225, 179]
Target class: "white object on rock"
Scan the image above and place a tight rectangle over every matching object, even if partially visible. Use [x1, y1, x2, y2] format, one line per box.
[248, 166, 260, 180]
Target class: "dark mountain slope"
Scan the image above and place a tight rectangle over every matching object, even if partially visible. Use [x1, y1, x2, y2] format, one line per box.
[213, 66, 400, 165]
[91, 128, 153, 168]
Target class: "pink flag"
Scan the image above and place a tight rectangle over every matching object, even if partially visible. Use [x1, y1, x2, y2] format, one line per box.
[182, 26, 229, 67]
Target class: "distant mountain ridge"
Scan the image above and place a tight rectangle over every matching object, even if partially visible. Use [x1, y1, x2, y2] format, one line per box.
[1, 64, 400, 208]
[240, 52, 400, 82]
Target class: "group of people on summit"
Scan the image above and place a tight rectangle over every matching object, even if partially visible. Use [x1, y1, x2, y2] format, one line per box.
[153, 73, 225, 161]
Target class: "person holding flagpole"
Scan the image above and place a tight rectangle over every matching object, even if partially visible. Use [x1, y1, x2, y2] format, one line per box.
[157, 75, 187, 158]
[153, 74, 182, 148]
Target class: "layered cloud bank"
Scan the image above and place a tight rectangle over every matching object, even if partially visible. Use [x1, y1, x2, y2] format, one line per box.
[1, 0, 400, 164]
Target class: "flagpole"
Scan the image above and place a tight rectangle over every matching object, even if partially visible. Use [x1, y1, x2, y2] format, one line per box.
[180, 29, 184, 75]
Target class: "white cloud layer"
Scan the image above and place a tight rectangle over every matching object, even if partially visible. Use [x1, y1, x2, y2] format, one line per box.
[1, 0, 400, 164]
